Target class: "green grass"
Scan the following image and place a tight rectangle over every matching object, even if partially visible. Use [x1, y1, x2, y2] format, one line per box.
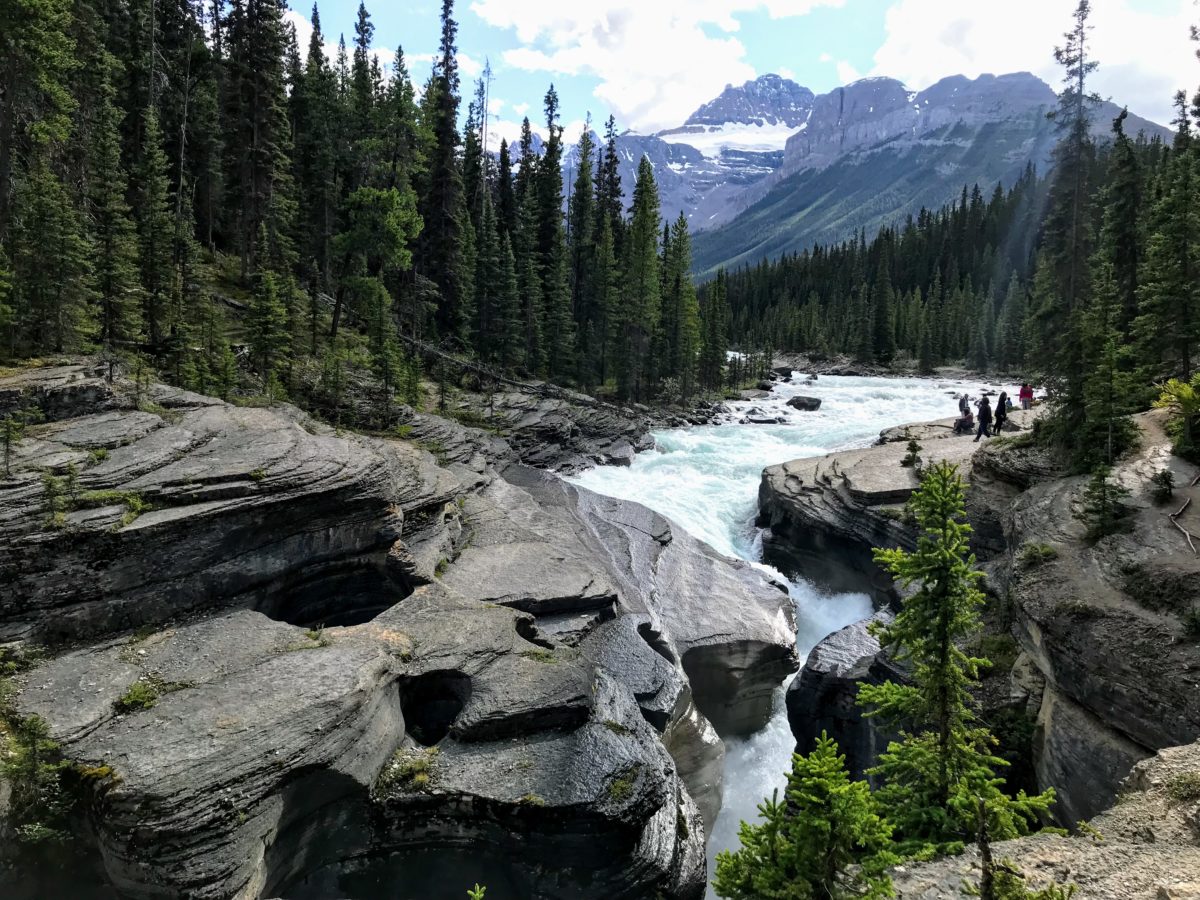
[517, 792, 546, 807]
[602, 720, 632, 736]
[520, 649, 556, 664]
[1018, 542, 1058, 568]
[113, 676, 189, 713]
[377, 747, 439, 794]
[990, 431, 1038, 451]
[1165, 771, 1200, 802]
[136, 400, 183, 424]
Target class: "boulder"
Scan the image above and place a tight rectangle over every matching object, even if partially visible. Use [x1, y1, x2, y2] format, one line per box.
[424, 387, 655, 474]
[737, 389, 771, 401]
[785, 611, 900, 780]
[507, 468, 800, 740]
[785, 396, 822, 411]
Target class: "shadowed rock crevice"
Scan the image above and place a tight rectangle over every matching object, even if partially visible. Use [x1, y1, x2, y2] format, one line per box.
[254, 558, 416, 628]
[638, 622, 677, 665]
[399, 671, 471, 746]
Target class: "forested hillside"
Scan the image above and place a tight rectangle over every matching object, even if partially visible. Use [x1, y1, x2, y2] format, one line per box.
[0, 0, 720, 415]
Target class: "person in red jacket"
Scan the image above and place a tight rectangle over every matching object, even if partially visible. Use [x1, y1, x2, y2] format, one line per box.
[1019, 383, 1034, 410]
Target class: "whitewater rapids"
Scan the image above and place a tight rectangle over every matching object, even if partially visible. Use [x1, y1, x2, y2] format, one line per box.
[570, 371, 1014, 894]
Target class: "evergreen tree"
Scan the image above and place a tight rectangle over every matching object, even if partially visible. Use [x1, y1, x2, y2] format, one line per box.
[1030, 0, 1101, 447]
[473, 193, 502, 357]
[699, 269, 729, 391]
[294, 3, 339, 282]
[871, 255, 896, 363]
[592, 216, 620, 385]
[9, 155, 94, 354]
[618, 156, 661, 401]
[496, 138, 516, 237]
[494, 232, 523, 371]
[248, 268, 289, 393]
[1135, 91, 1199, 380]
[137, 106, 174, 352]
[568, 122, 597, 382]
[713, 733, 896, 900]
[332, 185, 421, 335]
[534, 86, 575, 381]
[0, 0, 76, 241]
[858, 462, 1054, 855]
[418, 0, 470, 346]
[661, 212, 701, 399]
[90, 88, 142, 353]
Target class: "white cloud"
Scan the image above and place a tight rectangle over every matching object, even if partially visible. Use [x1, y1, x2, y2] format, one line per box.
[284, 9, 395, 72]
[778, 66, 797, 79]
[818, 51, 833, 63]
[459, 52, 484, 78]
[512, 102, 531, 117]
[836, 59, 862, 84]
[488, 117, 527, 150]
[469, 0, 846, 132]
[867, 0, 1196, 125]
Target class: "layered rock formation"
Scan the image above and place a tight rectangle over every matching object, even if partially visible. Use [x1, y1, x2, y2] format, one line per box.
[1, 363, 797, 899]
[760, 406, 1200, 827]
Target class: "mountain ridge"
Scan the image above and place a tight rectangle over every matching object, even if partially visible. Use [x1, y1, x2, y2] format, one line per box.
[558, 71, 1168, 274]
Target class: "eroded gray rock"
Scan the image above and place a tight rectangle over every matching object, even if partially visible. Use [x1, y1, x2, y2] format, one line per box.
[2, 363, 800, 899]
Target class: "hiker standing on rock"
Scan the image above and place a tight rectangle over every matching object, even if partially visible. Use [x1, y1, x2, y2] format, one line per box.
[974, 396, 992, 442]
[993, 391, 1009, 435]
[1019, 383, 1034, 410]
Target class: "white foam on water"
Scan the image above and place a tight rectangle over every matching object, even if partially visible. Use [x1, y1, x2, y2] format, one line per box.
[568, 372, 1015, 894]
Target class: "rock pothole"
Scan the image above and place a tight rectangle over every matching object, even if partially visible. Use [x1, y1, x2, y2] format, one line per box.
[256, 563, 415, 628]
[399, 671, 472, 745]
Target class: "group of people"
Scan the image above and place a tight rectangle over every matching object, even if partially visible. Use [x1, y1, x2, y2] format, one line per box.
[952, 383, 1035, 441]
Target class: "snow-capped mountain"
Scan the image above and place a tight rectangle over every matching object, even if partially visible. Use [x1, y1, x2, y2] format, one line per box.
[562, 75, 812, 227]
[557, 71, 1168, 272]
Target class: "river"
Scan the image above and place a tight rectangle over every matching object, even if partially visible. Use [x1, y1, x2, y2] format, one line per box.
[570, 371, 1014, 894]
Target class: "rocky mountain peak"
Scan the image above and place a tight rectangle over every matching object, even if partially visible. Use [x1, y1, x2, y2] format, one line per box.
[684, 74, 816, 128]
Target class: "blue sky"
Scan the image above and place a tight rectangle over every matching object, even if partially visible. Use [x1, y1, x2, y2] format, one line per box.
[286, 0, 1196, 145]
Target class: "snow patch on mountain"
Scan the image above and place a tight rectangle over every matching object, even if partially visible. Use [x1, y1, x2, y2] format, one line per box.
[655, 121, 807, 159]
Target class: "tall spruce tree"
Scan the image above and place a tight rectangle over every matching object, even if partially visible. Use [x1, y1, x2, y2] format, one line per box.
[619, 156, 661, 401]
[1031, 0, 1101, 451]
[9, 155, 94, 355]
[90, 88, 143, 353]
[1136, 91, 1199, 380]
[419, 0, 470, 347]
[858, 462, 1054, 855]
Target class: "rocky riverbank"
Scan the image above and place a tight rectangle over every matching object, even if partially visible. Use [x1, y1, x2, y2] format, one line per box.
[757, 405, 1200, 895]
[0, 362, 795, 899]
